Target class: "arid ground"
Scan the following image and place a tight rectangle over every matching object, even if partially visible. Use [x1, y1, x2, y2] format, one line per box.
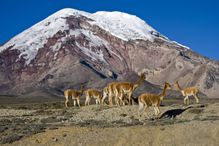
[0, 96, 219, 146]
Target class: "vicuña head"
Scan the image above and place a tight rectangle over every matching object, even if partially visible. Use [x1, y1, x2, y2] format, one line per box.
[174, 81, 199, 105]
[138, 82, 172, 118]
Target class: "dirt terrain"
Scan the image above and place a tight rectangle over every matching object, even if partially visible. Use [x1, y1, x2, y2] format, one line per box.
[0, 97, 219, 146]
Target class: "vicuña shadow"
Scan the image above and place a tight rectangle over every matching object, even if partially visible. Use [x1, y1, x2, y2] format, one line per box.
[159, 106, 193, 119]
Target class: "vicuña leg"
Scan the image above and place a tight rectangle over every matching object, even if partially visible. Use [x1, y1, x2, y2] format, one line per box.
[153, 106, 158, 116]
[156, 101, 161, 116]
[143, 105, 149, 118]
[108, 92, 113, 106]
[101, 93, 107, 105]
[87, 97, 90, 106]
[127, 92, 132, 105]
[194, 94, 199, 103]
[115, 96, 120, 106]
[154, 106, 161, 119]
[156, 106, 161, 116]
[65, 96, 69, 108]
[97, 98, 101, 104]
[138, 102, 144, 117]
[101, 93, 107, 104]
[73, 100, 76, 106]
[186, 97, 190, 105]
[118, 92, 125, 106]
[98, 98, 101, 104]
[85, 98, 90, 106]
[85, 93, 89, 106]
[95, 98, 99, 105]
[184, 96, 189, 105]
[77, 98, 80, 107]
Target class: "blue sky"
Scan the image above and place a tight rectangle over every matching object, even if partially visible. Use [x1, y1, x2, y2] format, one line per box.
[0, 0, 218, 60]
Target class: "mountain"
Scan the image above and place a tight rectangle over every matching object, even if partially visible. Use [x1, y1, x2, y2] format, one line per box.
[0, 8, 218, 98]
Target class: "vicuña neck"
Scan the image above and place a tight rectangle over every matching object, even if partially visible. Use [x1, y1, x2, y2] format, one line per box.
[79, 86, 84, 94]
[133, 83, 139, 91]
[176, 82, 183, 91]
[159, 84, 167, 98]
[133, 75, 145, 90]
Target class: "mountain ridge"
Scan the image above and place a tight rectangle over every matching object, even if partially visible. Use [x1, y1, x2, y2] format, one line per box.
[0, 8, 218, 98]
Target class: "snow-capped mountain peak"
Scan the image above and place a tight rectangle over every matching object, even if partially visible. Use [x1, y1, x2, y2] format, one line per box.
[0, 8, 186, 65]
[91, 11, 156, 41]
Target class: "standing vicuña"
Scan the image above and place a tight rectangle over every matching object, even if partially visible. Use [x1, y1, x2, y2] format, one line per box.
[84, 89, 102, 106]
[104, 82, 118, 106]
[108, 73, 146, 106]
[102, 86, 109, 104]
[64, 84, 84, 107]
[138, 82, 172, 117]
[174, 81, 199, 105]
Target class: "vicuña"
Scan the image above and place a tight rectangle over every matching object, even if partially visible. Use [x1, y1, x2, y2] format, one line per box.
[84, 89, 103, 106]
[64, 84, 84, 107]
[115, 73, 145, 105]
[138, 82, 172, 117]
[174, 81, 199, 105]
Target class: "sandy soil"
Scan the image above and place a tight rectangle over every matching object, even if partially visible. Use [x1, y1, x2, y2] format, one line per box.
[0, 98, 219, 146]
[5, 120, 219, 146]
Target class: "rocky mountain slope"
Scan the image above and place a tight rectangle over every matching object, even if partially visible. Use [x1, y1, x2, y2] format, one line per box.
[0, 8, 218, 97]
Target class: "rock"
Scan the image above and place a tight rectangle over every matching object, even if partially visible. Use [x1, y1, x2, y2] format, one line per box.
[52, 137, 58, 142]
[62, 133, 67, 137]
